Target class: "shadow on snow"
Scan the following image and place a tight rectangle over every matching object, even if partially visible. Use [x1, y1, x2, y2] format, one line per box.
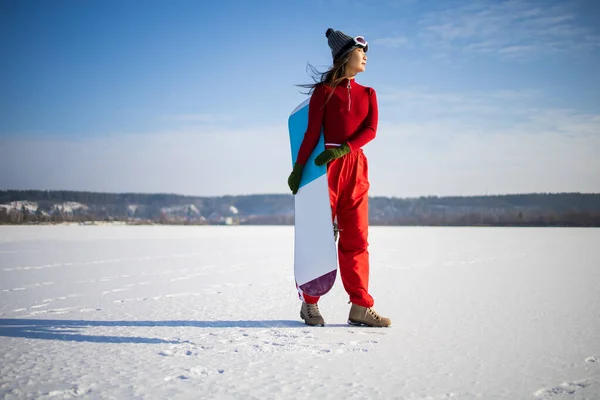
[0, 319, 304, 344]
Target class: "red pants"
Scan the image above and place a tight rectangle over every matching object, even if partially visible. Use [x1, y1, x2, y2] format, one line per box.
[300, 148, 374, 308]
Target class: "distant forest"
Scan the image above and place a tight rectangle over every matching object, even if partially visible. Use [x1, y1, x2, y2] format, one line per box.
[1, 190, 599, 227]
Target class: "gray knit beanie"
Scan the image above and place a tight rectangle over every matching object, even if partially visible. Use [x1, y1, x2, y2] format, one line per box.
[325, 28, 368, 61]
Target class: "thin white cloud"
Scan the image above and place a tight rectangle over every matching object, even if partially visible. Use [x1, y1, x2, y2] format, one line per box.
[371, 36, 410, 48]
[377, 87, 540, 119]
[498, 45, 537, 56]
[416, 0, 600, 59]
[160, 114, 234, 123]
[378, 87, 599, 139]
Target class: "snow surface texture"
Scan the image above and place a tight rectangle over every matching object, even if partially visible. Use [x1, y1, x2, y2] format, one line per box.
[0, 226, 599, 399]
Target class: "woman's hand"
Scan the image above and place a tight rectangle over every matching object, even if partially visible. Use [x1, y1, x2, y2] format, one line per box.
[287, 163, 305, 195]
[314, 143, 350, 166]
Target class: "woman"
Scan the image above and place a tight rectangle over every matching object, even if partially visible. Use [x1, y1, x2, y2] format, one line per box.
[288, 28, 391, 328]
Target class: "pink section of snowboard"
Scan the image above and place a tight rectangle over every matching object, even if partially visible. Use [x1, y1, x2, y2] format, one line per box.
[298, 270, 337, 297]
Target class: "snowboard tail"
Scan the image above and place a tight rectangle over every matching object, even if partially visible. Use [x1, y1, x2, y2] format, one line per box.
[297, 270, 337, 297]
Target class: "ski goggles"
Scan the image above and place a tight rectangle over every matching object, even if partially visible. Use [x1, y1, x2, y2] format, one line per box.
[353, 36, 368, 47]
[335, 36, 369, 60]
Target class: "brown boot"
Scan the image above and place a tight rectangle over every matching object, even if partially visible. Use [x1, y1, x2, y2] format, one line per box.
[300, 302, 325, 326]
[348, 303, 391, 327]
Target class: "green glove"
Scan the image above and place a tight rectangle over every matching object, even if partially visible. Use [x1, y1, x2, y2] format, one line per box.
[287, 163, 304, 195]
[314, 143, 351, 166]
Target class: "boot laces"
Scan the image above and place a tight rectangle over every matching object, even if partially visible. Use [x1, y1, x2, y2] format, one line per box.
[306, 303, 321, 318]
[367, 308, 381, 320]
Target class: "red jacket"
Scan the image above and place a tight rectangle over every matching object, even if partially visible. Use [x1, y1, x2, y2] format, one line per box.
[296, 78, 378, 166]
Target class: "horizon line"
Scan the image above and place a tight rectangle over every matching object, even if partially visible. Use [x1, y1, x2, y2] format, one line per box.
[1, 189, 599, 200]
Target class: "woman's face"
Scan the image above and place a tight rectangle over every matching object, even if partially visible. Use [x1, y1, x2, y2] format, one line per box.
[346, 47, 367, 76]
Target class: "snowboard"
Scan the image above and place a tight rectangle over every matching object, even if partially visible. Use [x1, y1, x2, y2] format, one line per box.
[288, 99, 338, 297]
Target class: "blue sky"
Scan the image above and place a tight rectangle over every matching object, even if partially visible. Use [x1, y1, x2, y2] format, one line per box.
[1, 0, 599, 197]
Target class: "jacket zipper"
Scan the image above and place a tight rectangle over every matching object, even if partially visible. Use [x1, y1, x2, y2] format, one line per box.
[347, 79, 352, 111]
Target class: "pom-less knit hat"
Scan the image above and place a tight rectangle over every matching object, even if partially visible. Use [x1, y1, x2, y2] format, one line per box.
[326, 28, 368, 61]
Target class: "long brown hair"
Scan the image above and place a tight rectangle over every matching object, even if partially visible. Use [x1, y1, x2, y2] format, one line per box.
[297, 51, 353, 104]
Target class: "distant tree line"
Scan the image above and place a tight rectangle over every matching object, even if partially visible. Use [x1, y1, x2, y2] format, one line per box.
[0, 190, 599, 227]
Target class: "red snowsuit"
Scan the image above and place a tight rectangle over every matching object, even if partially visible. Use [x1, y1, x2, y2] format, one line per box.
[295, 78, 378, 308]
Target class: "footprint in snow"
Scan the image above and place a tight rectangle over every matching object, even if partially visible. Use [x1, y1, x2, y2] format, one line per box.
[28, 308, 74, 316]
[114, 297, 148, 303]
[534, 379, 593, 398]
[2, 287, 26, 292]
[164, 375, 189, 381]
[101, 288, 130, 295]
[45, 384, 92, 397]
[40, 294, 78, 304]
[158, 342, 202, 357]
[164, 367, 225, 381]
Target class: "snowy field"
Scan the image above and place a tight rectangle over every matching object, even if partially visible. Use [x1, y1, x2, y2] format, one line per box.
[1, 225, 599, 399]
